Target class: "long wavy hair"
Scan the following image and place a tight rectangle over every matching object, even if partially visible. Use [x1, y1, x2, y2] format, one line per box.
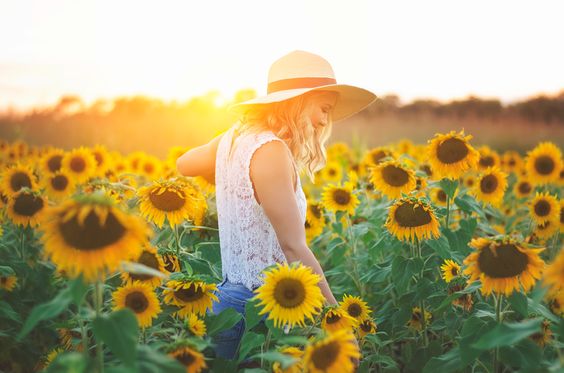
[229, 90, 337, 183]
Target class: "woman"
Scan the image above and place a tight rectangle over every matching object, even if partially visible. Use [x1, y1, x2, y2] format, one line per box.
[176, 50, 376, 362]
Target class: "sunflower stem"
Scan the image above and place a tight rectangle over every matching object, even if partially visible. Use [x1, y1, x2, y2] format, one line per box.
[493, 293, 503, 373]
[79, 317, 89, 359]
[262, 328, 272, 368]
[445, 196, 451, 229]
[174, 225, 181, 257]
[345, 214, 365, 299]
[414, 237, 428, 347]
[94, 281, 104, 373]
[19, 225, 26, 261]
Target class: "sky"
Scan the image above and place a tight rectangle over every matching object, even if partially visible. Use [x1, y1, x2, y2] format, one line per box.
[1, 0, 563, 112]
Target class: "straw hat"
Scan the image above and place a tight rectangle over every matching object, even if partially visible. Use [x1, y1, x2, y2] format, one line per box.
[229, 50, 377, 122]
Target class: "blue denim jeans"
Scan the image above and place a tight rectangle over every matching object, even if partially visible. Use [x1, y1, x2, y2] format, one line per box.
[209, 277, 262, 360]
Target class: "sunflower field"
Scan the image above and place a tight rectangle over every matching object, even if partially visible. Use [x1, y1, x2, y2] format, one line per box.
[0, 132, 562, 373]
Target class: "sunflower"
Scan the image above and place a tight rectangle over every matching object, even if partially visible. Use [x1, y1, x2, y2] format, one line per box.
[321, 182, 359, 216]
[463, 237, 545, 297]
[272, 346, 304, 373]
[39, 148, 65, 176]
[440, 259, 461, 283]
[407, 306, 432, 331]
[414, 176, 428, 197]
[305, 217, 324, 246]
[529, 192, 559, 225]
[419, 163, 435, 180]
[430, 188, 448, 206]
[39, 194, 152, 282]
[90, 145, 113, 177]
[321, 307, 358, 334]
[6, 190, 47, 227]
[427, 131, 479, 179]
[529, 319, 552, 347]
[139, 155, 163, 180]
[161, 252, 181, 273]
[163, 279, 218, 317]
[169, 346, 207, 373]
[501, 150, 523, 174]
[339, 294, 372, 323]
[253, 262, 324, 328]
[41, 171, 76, 201]
[41, 348, 64, 370]
[121, 245, 166, 287]
[307, 201, 325, 224]
[186, 313, 206, 337]
[127, 151, 146, 173]
[369, 160, 416, 199]
[303, 329, 360, 373]
[477, 146, 501, 171]
[447, 283, 474, 311]
[61, 147, 97, 184]
[385, 197, 440, 242]
[534, 220, 559, 241]
[357, 317, 377, 339]
[463, 174, 477, 189]
[560, 200, 564, 232]
[1, 163, 37, 197]
[57, 328, 87, 351]
[0, 275, 17, 291]
[320, 160, 343, 184]
[514, 178, 533, 198]
[137, 179, 207, 229]
[472, 167, 508, 206]
[112, 282, 161, 328]
[543, 248, 564, 305]
[525, 142, 562, 184]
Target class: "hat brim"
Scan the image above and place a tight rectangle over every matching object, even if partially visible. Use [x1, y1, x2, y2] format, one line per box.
[228, 84, 377, 122]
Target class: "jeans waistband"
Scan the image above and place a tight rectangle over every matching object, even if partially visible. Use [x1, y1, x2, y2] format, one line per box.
[219, 276, 259, 292]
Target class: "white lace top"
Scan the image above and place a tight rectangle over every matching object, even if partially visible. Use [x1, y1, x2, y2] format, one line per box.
[215, 125, 307, 290]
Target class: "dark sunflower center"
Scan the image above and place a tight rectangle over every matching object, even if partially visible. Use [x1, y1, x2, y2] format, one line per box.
[10, 172, 32, 192]
[479, 156, 495, 168]
[412, 311, 422, 321]
[175, 351, 195, 367]
[144, 164, 155, 174]
[70, 157, 86, 172]
[518, 182, 531, 194]
[420, 165, 433, 177]
[382, 165, 409, 187]
[310, 204, 322, 219]
[480, 175, 498, 194]
[332, 189, 351, 206]
[437, 190, 447, 203]
[0, 277, 7, 285]
[94, 152, 103, 166]
[124, 291, 149, 313]
[48, 155, 63, 172]
[328, 168, 336, 176]
[58, 209, 126, 250]
[273, 278, 306, 308]
[534, 200, 551, 217]
[347, 303, 362, 317]
[372, 150, 388, 164]
[534, 156, 554, 175]
[466, 178, 475, 187]
[148, 189, 186, 212]
[13, 193, 44, 216]
[436, 138, 469, 164]
[508, 158, 516, 166]
[163, 255, 177, 272]
[477, 243, 529, 278]
[174, 284, 205, 303]
[304, 221, 311, 229]
[366, 183, 374, 191]
[311, 341, 340, 370]
[360, 320, 372, 332]
[51, 175, 69, 191]
[560, 208, 564, 224]
[130, 251, 160, 281]
[394, 202, 432, 227]
[326, 312, 341, 324]
[451, 267, 458, 276]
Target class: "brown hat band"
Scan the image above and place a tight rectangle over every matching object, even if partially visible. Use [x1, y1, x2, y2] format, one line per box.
[267, 77, 337, 94]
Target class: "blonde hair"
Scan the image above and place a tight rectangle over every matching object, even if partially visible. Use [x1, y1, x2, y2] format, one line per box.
[230, 90, 337, 183]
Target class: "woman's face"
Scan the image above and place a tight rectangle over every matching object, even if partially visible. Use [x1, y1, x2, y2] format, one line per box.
[308, 92, 338, 129]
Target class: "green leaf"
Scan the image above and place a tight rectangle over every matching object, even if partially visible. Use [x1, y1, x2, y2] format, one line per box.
[249, 351, 298, 370]
[204, 307, 243, 337]
[17, 277, 87, 340]
[459, 316, 494, 365]
[0, 300, 21, 323]
[137, 345, 185, 373]
[498, 339, 542, 370]
[439, 178, 459, 199]
[0, 265, 15, 276]
[507, 292, 528, 317]
[472, 318, 543, 350]
[44, 351, 90, 373]
[244, 298, 263, 331]
[422, 347, 462, 373]
[237, 331, 265, 362]
[92, 309, 139, 368]
[426, 235, 451, 259]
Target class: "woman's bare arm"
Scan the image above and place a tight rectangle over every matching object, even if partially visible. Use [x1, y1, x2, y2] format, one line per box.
[176, 134, 224, 184]
[250, 141, 338, 306]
